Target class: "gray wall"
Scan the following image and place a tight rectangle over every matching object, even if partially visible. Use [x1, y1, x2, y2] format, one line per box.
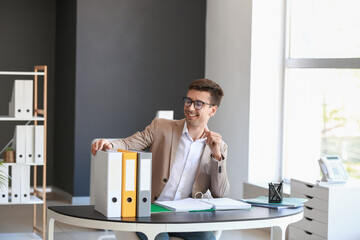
[206, 0, 252, 198]
[55, 0, 206, 197]
[0, 0, 56, 186]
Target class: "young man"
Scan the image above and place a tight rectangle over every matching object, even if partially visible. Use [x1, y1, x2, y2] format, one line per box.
[91, 79, 230, 240]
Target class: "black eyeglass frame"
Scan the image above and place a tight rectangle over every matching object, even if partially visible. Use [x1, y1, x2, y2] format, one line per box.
[183, 97, 216, 110]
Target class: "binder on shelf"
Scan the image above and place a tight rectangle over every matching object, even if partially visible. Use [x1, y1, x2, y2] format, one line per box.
[20, 165, 30, 203]
[94, 150, 122, 217]
[23, 80, 33, 117]
[117, 149, 137, 217]
[11, 165, 21, 203]
[9, 80, 24, 118]
[13, 125, 26, 163]
[0, 164, 9, 203]
[135, 151, 152, 217]
[34, 125, 44, 164]
[25, 125, 35, 164]
[155, 110, 174, 120]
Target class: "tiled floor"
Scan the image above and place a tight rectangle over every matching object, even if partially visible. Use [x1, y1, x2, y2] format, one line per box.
[0, 193, 269, 240]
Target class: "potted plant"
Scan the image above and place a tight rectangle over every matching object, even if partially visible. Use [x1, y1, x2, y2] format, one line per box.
[3, 147, 14, 163]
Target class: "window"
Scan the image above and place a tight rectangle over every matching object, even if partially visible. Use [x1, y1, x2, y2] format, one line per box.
[289, 0, 360, 59]
[283, 0, 360, 181]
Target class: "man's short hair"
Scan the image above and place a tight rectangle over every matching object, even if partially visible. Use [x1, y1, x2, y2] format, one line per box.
[188, 79, 224, 106]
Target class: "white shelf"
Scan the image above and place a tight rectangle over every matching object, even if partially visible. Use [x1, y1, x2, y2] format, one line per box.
[0, 116, 44, 121]
[0, 233, 42, 240]
[0, 196, 43, 205]
[0, 71, 45, 76]
[1, 161, 44, 166]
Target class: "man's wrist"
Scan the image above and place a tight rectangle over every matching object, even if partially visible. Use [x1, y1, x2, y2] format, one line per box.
[211, 153, 223, 161]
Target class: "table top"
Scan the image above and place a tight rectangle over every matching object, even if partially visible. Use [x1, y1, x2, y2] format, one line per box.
[48, 205, 303, 224]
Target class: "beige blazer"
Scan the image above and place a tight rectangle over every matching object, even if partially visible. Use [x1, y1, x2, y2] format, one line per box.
[111, 118, 230, 202]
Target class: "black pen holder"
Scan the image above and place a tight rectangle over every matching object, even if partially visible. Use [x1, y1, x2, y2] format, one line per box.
[268, 182, 283, 203]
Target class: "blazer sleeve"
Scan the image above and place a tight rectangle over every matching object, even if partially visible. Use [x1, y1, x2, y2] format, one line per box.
[110, 118, 158, 151]
[209, 142, 230, 198]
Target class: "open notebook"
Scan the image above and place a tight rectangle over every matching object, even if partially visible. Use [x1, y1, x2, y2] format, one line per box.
[155, 198, 251, 212]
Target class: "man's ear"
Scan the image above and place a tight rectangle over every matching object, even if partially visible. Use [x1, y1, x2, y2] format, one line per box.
[209, 105, 218, 117]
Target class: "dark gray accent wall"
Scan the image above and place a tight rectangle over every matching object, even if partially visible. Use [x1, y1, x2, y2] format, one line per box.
[55, 0, 206, 197]
[53, 0, 77, 194]
[0, 0, 206, 197]
[0, 0, 56, 186]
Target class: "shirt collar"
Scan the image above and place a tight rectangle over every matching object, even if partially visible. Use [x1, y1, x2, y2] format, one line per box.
[182, 121, 208, 142]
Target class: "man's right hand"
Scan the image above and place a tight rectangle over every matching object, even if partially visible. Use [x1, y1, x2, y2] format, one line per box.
[91, 139, 113, 155]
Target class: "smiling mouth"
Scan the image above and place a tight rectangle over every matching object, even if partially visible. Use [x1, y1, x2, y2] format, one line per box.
[186, 111, 197, 117]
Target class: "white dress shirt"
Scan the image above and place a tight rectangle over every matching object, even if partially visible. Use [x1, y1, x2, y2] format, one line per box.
[157, 122, 206, 201]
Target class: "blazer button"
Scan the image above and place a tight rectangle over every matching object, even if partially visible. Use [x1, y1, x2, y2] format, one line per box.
[163, 178, 167, 183]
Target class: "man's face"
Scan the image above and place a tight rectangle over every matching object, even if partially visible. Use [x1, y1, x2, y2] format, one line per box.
[184, 89, 217, 129]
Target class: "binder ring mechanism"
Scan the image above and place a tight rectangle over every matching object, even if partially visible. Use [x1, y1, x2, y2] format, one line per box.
[195, 192, 211, 201]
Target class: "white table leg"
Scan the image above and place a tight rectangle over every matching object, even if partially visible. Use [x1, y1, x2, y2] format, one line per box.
[48, 218, 55, 240]
[271, 225, 287, 240]
[136, 223, 165, 240]
[144, 232, 158, 240]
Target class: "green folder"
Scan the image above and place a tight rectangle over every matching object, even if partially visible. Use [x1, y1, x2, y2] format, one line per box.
[151, 204, 215, 213]
[151, 204, 172, 213]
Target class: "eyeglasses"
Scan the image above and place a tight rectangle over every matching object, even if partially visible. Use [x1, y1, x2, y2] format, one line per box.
[183, 97, 215, 110]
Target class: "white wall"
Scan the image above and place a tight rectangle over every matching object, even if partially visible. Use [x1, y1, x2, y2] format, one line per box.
[205, 0, 253, 198]
[248, 0, 286, 182]
[206, 0, 287, 196]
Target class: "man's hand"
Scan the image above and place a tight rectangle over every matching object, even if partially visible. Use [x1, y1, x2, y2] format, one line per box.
[91, 139, 113, 155]
[202, 129, 222, 161]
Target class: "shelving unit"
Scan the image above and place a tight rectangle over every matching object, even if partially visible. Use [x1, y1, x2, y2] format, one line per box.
[0, 65, 47, 239]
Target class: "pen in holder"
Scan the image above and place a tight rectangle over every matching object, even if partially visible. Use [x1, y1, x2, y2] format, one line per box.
[268, 182, 283, 203]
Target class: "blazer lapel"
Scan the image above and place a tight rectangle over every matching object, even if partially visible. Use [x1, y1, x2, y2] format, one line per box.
[201, 145, 212, 164]
[198, 145, 212, 175]
[170, 119, 185, 170]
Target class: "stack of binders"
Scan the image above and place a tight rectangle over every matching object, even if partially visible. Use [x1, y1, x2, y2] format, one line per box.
[0, 164, 29, 203]
[9, 80, 33, 118]
[12, 125, 44, 164]
[93, 149, 152, 218]
[10, 165, 30, 203]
